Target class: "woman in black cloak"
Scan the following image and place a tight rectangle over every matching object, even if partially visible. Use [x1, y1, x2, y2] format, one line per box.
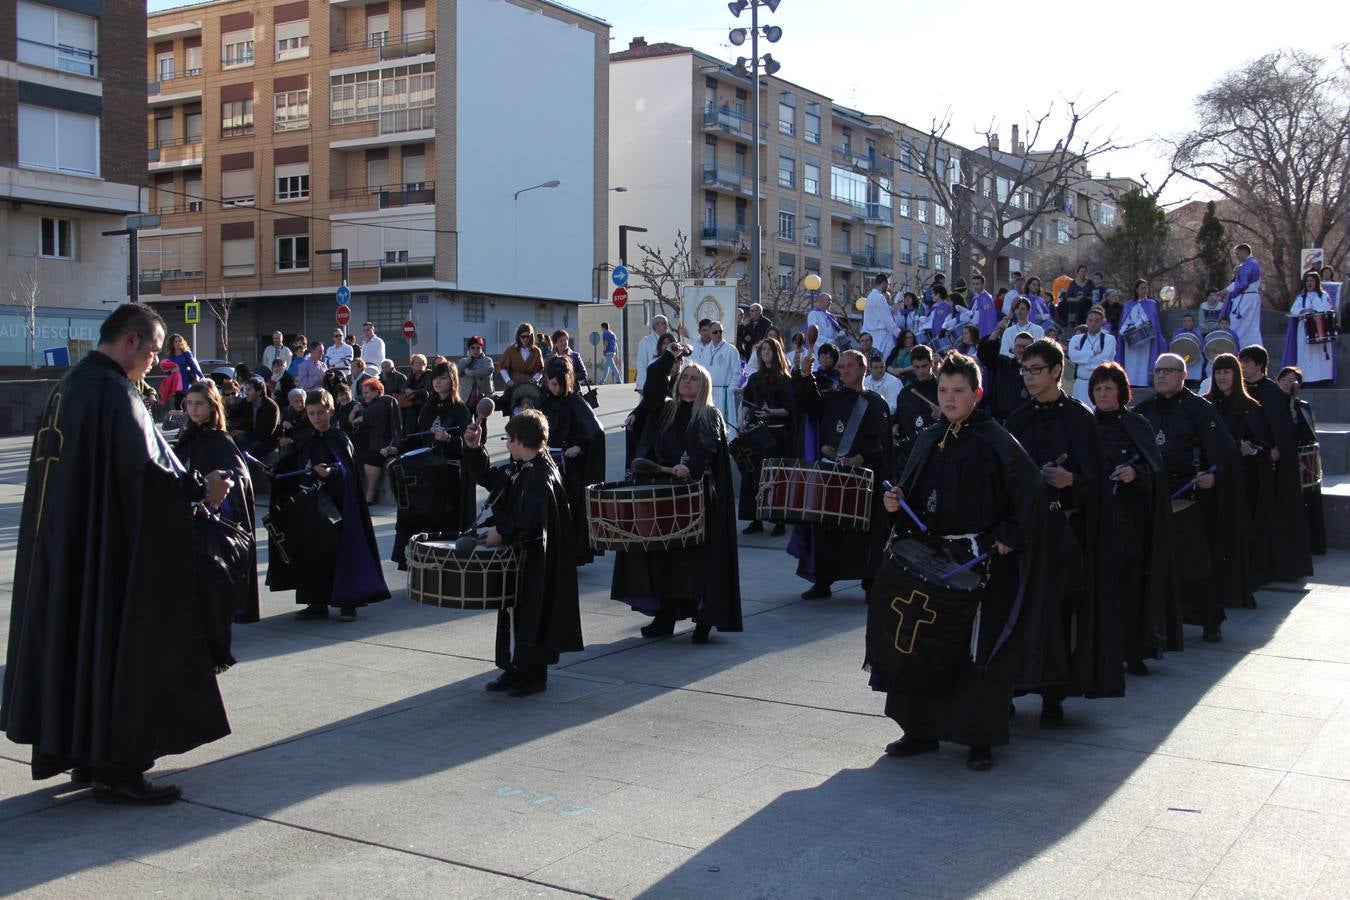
[624, 332, 680, 466]
[1278, 366, 1327, 555]
[537, 355, 607, 565]
[1206, 353, 1274, 596]
[384, 362, 476, 569]
[738, 337, 795, 536]
[266, 388, 389, 622]
[611, 355, 743, 644]
[176, 379, 260, 626]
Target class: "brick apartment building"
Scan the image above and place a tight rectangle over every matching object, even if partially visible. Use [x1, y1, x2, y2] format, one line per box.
[0, 0, 146, 366]
[143, 0, 609, 365]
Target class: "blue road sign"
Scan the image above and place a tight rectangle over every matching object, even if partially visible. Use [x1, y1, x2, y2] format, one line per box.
[588, 331, 601, 347]
[336, 284, 351, 305]
[611, 265, 629, 288]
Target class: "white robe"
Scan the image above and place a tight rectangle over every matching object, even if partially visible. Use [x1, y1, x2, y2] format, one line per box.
[635, 331, 663, 389]
[1120, 303, 1153, 386]
[704, 340, 742, 435]
[864, 372, 904, 413]
[1067, 330, 1117, 404]
[998, 321, 1044, 357]
[1289, 291, 1335, 384]
[863, 288, 898, 360]
[1225, 275, 1264, 350]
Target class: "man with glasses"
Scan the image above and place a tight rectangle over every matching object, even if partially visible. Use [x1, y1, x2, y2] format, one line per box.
[324, 329, 354, 372]
[702, 321, 742, 435]
[1007, 340, 1121, 724]
[1135, 353, 1242, 642]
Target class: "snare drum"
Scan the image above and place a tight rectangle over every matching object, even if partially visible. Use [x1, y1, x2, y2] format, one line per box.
[585, 478, 706, 552]
[1203, 331, 1236, 362]
[1299, 443, 1323, 489]
[1169, 332, 1201, 367]
[757, 458, 875, 531]
[1122, 319, 1156, 348]
[1305, 311, 1339, 345]
[407, 533, 519, 609]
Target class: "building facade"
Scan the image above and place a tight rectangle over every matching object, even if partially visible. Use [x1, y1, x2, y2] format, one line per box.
[0, 0, 146, 366]
[143, 0, 609, 366]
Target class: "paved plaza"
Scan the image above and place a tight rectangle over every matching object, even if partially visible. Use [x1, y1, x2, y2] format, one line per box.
[2, 383, 1349, 898]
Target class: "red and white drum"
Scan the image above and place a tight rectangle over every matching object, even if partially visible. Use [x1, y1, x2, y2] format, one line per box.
[757, 457, 875, 531]
[1305, 311, 1339, 345]
[1299, 443, 1323, 490]
[585, 478, 706, 552]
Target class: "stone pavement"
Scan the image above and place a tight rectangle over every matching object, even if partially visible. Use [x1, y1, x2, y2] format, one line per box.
[1, 383, 1349, 898]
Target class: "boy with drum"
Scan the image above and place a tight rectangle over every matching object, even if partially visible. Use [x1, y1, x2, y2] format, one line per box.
[866, 353, 1047, 771]
[462, 410, 583, 696]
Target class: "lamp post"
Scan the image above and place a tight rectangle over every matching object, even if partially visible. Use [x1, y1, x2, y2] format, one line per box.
[728, 0, 783, 313]
[314, 247, 349, 289]
[513, 179, 561, 201]
[102, 227, 140, 303]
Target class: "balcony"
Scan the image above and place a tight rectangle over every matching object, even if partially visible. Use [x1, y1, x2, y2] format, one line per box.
[331, 31, 435, 60]
[221, 194, 255, 208]
[701, 104, 755, 142]
[275, 117, 311, 133]
[853, 251, 892, 271]
[380, 107, 434, 135]
[147, 68, 203, 95]
[803, 233, 821, 248]
[222, 49, 255, 68]
[700, 224, 748, 248]
[221, 124, 254, 139]
[329, 181, 436, 209]
[701, 166, 751, 195]
[865, 203, 893, 225]
[148, 137, 205, 171]
[777, 120, 795, 137]
[830, 145, 892, 176]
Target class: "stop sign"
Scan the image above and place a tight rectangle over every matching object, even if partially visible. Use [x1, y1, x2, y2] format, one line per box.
[403, 320, 417, 339]
[612, 287, 628, 309]
[336, 304, 351, 326]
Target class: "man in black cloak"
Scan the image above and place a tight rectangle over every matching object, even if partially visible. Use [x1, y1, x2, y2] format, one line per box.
[2, 303, 233, 805]
[892, 345, 941, 472]
[1006, 340, 1124, 724]
[866, 352, 1048, 771]
[538, 356, 607, 565]
[790, 348, 893, 600]
[1240, 346, 1314, 582]
[978, 328, 1034, 422]
[464, 410, 583, 696]
[1135, 353, 1244, 642]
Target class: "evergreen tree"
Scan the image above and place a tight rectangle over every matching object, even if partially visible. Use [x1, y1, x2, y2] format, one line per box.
[1195, 201, 1229, 294]
[1103, 188, 1170, 286]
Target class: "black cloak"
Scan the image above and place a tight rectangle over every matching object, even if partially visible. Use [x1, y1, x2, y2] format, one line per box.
[626, 350, 681, 466]
[893, 376, 941, 472]
[464, 448, 584, 667]
[612, 399, 744, 633]
[1094, 408, 1184, 655]
[1246, 376, 1314, 581]
[977, 337, 1030, 422]
[175, 426, 260, 624]
[2, 351, 230, 778]
[1293, 398, 1327, 555]
[389, 394, 475, 567]
[1209, 391, 1277, 591]
[1006, 393, 1123, 699]
[738, 369, 796, 521]
[538, 388, 608, 565]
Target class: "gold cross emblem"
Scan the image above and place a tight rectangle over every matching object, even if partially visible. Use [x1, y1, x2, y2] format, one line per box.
[891, 589, 937, 654]
[33, 394, 64, 529]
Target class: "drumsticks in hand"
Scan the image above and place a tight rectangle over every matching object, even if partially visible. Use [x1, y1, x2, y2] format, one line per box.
[882, 480, 928, 532]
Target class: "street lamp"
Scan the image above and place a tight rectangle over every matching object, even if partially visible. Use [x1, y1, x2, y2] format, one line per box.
[514, 179, 561, 201]
[314, 247, 349, 287]
[727, 0, 784, 311]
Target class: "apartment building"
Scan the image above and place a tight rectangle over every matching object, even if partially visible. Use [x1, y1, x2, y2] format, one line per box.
[0, 0, 146, 366]
[143, 0, 609, 364]
[608, 36, 958, 347]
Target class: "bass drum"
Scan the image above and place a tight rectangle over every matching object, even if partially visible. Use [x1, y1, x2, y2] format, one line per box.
[1203, 331, 1236, 362]
[1169, 332, 1201, 369]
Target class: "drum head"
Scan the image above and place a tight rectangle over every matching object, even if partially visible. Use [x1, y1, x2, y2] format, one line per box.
[399, 447, 432, 460]
[1169, 334, 1200, 363]
[1203, 333, 1235, 361]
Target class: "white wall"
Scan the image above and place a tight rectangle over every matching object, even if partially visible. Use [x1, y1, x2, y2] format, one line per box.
[455, 0, 596, 304]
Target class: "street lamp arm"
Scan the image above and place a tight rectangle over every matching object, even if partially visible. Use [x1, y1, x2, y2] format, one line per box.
[514, 180, 562, 200]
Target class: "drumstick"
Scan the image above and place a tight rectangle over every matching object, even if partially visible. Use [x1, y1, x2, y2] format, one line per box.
[243, 451, 274, 474]
[632, 457, 678, 477]
[1170, 465, 1217, 499]
[475, 396, 496, 422]
[882, 479, 927, 532]
[941, 551, 992, 581]
[453, 534, 482, 555]
[1108, 455, 1140, 482]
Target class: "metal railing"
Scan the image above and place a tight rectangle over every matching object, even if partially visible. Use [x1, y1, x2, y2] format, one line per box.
[221, 49, 255, 67]
[331, 31, 435, 60]
[700, 225, 748, 245]
[803, 234, 821, 248]
[221, 124, 254, 139]
[274, 117, 310, 132]
[330, 182, 436, 208]
[865, 203, 893, 224]
[701, 104, 753, 138]
[701, 166, 749, 193]
[221, 195, 255, 208]
[853, 251, 892, 270]
[778, 120, 795, 137]
[379, 257, 434, 281]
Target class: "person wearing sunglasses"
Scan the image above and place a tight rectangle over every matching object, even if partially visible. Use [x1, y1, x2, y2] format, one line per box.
[696, 320, 742, 436]
[1134, 353, 1243, 644]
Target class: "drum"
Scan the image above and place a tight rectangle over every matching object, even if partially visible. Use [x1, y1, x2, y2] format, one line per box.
[865, 536, 989, 698]
[263, 481, 343, 567]
[1170, 497, 1211, 578]
[729, 423, 777, 476]
[1305, 310, 1339, 345]
[387, 447, 457, 516]
[757, 458, 875, 531]
[1169, 332, 1202, 367]
[407, 533, 519, 609]
[1122, 319, 1156, 348]
[1203, 331, 1236, 362]
[586, 478, 706, 551]
[1299, 443, 1323, 489]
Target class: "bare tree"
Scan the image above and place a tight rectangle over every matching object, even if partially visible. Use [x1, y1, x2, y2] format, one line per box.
[1171, 48, 1350, 309]
[4, 261, 42, 369]
[205, 290, 236, 360]
[629, 229, 735, 323]
[741, 260, 810, 327]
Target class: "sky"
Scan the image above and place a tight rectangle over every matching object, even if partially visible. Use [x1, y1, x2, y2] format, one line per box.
[147, 0, 1342, 205]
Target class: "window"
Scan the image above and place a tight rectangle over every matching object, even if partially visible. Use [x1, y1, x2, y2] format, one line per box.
[778, 91, 795, 136]
[933, 251, 944, 271]
[221, 168, 254, 206]
[934, 204, 946, 227]
[463, 296, 485, 323]
[899, 236, 912, 265]
[778, 149, 795, 188]
[275, 21, 310, 61]
[275, 163, 309, 200]
[274, 90, 309, 130]
[900, 142, 913, 171]
[1057, 220, 1072, 244]
[222, 99, 253, 137]
[185, 43, 202, 75]
[403, 5, 427, 37]
[898, 194, 910, 218]
[830, 165, 866, 207]
[154, 174, 175, 213]
[17, 1, 97, 76]
[703, 192, 717, 229]
[222, 30, 254, 67]
[804, 215, 821, 247]
[277, 235, 309, 272]
[735, 197, 747, 231]
[804, 102, 821, 144]
[535, 303, 555, 329]
[157, 52, 175, 81]
[39, 217, 74, 259]
[916, 200, 928, 223]
[329, 63, 435, 127]
[18, 105, 98, 176]
[185, 173, 203, 211]
[1099, 203, 1117, 227]
[778, 210, 795, 242]
[804, 161, 820, 195]
[221, 237, 255, 276]
[185, 104, 203, 142]
[996, 177, 1011, 203]
[918, 241, 929, 268]
[366, 13, 390, 47]
[154, 110, 174, 148]
[402, 145, 428, 189]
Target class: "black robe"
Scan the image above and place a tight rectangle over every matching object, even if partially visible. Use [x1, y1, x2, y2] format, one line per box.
[869, 410, 1049, 747]
[175, 427, 260, 624]
[893, 377, 941, 472]
[390, 395, 475, 567]
[1246, 377, 1314, 581]
[1294, 398, 1327, 555]
[788, 374, 893, 587]
[1007, 393, 1124, 700]
[611, 400, 744, 632]
[1209, 391, 1277, 591]
[977, 337, 1030, 422]
[738, 369, 796, 521]
[2, 351, 230, 778]
[626, 350, 681, 466]
[538, 389, 607, 565]
[266, 426, 390, 609]
[464, 447, 584, 668]
[1094, 408, 1184, 656]
[1134, 389, 1246, 628]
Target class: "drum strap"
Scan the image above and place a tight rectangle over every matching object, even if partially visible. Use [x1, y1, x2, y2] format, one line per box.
[838, 395, 871, 458]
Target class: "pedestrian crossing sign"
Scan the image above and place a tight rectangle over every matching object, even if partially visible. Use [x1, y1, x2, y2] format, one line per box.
[184, 301, 200, 325]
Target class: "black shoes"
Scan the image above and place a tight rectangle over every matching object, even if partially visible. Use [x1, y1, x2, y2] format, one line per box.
[801, 583, 832, 600]
[1126, 659, 1151, 676]
[1040, 698, 1065, 726]
[640, 615, 676, 638]
[692, 621, 712, 645]
[295, 605, 328, 620]
[966, 747, 994, 771]
[771, 522, 787, 537]
[508, 679, 547, 697]
[69, 766, 92, 786]
[337, 607, 358, 622]
[742, 521, 764, 535]
[1203, 629, 1223, 643]
[93, 776, 182, 806]
[884, 736, 939, 757]
[487, 669, 546, 697]
[485, 670, 522, 692]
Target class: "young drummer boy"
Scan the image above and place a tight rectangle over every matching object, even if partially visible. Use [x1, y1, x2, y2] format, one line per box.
[463, 410, 583, 696]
